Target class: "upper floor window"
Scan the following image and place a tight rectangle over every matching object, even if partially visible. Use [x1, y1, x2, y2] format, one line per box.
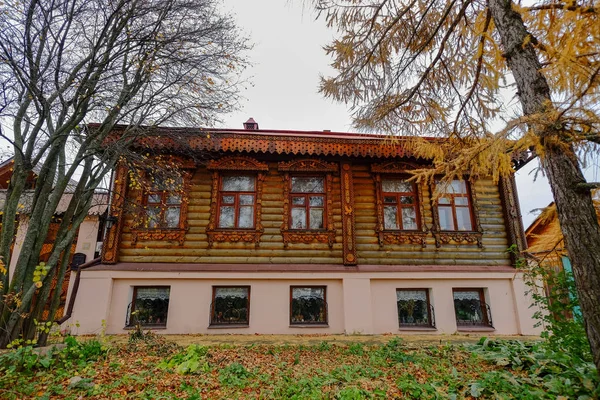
[290, 177, 326, 230]
[145, 175, 184, 229]
[218, 176, 256, 229]
[206, 156, 268, 247]
[381, 178, 419, 231]
[436, 180, 474, 231]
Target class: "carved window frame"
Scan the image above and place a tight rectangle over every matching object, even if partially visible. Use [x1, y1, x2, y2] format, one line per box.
[371, 161, 428, 247]
[278, 159, 338, 248]
[430, 178, 483, 248]
[206, 156, 268, 247]
[131, 157, 193, 246]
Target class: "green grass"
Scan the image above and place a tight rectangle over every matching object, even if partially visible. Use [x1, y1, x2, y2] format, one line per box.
[0, 335, 598, 399]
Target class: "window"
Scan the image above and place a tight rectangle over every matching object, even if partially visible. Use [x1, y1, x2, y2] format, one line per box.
[290, 286, 327, 325]
[206, 156, 268, 247]
[382, 178, 419, 231]
[278, 159, 338, 247]
[290, 177, 326, 230]
[144, 176, 184, 229]
[396, 289, 434, 328]
[210, 286, 250, 326]
[371, 162, 427, 247]
[436, 180, 474, 231]
[127, 286, 170, 327]
[453, 289, 493, 327]
[218, 176, 256, 229]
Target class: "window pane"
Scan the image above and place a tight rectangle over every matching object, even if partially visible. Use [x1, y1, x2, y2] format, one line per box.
[291, 287, 326, 324]
[212, 287, 249, 325]
[291, 177, 324, 193]
[400, 196, 414, 205]
[401, 207, 417, 230]
[166, 194, 181, 205]
[152, 175, 183, 191]
[218, 206, 235, 228]
[383, 196, 396, 204]
[309, 208, 324, 229]
[384, 206, 398, 230]
[454, 290, 486, 325]
[238, 206, 254, 229]
[292, 196, 305, 205]
[148, 194, 161, 203]
[397, 290, 429, 326]
[438, 197, 451, 204]
[455, 207, 473, 231]
[291, 208, 307, 229]
[382, 179, 412, 193]
[222, 176, 255, 192]
[309, 196, 324, 207]
[147, 207, 161, 228]
[438, 206, 455, 230]
[239, 194, 255, 205]
[440, 180, 467, 194]
[165, 207, 181, 228]
[454, 197, 469, 206]
[222, 195, 235, 204]
[132, 287, 170, 326]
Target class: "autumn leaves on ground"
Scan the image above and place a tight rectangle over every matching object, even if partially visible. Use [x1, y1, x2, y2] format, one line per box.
[2, 333, 599, 399]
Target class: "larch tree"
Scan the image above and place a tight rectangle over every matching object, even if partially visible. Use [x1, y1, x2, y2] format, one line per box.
[313, 0, 600, 369]
[0, 0, 249, 347]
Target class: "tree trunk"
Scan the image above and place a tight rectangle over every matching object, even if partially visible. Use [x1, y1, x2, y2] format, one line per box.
[489, 0, 600, 370]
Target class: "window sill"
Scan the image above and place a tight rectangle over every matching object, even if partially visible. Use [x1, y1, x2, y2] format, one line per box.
[124, 325, 167, 330]
[398, 326, 437, 331]
[208, 324, 250, 329]
[456, 326, 495, 332]
[289, 324, 329, 328]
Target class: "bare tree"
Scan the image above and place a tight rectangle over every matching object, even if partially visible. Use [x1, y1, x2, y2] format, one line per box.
[313, 0, 600, 370]
[0, 0, 249, 347]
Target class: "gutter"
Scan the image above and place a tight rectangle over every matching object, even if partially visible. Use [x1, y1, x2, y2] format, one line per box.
[56, 257, 102, 325]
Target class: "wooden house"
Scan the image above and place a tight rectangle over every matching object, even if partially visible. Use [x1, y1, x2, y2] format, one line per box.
[69, 120, 540, 335]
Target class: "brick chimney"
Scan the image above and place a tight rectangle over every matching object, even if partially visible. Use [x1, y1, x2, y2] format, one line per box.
[243, 117, 259, 130]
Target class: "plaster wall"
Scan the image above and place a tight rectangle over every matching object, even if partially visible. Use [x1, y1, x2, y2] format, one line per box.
[70, 269, 542, 336]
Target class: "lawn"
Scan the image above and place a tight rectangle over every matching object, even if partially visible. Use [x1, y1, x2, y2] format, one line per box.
[1, 333, 598, 399]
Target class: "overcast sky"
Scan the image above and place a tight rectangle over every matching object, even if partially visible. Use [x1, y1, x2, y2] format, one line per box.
[219, 0, 600, 229]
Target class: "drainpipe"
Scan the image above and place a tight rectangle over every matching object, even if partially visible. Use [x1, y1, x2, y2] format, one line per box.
[56, 257, 101, 325]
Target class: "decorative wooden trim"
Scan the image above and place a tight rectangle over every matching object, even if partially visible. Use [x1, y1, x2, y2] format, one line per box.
[278, 159, 337, 248]
[340, 163, 357, 265]
[207, 155, 268, 172]
[371, 162, 428, 248]
[102, 162, 128, 264]
[130, 168, 192, 247]
[430, 179, 484, 248]
[206, 156, 267, 248]
[499, 174, 527, 264]
[278, 159, 338, 173]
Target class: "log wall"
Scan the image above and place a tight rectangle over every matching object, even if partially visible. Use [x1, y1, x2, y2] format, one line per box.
[117, 160, 510, 266]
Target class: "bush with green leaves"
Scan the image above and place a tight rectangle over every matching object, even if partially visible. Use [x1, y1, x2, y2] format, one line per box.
[158, 344, 210, 375]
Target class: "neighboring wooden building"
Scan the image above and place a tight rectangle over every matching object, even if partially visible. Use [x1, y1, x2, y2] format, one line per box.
[70, 121, 540, 335]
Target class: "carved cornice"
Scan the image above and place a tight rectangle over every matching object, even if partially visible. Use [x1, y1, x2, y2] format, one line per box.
[207, 155, 268, 172]
[371, 161, 420, 174]
[278, 159, 338, 173]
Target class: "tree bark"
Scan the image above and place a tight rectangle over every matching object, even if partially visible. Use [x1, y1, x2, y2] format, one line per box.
[489, 0, 600, 370]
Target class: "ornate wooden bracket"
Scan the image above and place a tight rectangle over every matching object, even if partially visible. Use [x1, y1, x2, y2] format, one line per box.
[430, 179, 484, 248]
[102, 162, 128, 264]
[206, 156, 268, 248]
[278, 159, 338, 248]
[371, 162, 428, 248]
[340, 163, 357, 265]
